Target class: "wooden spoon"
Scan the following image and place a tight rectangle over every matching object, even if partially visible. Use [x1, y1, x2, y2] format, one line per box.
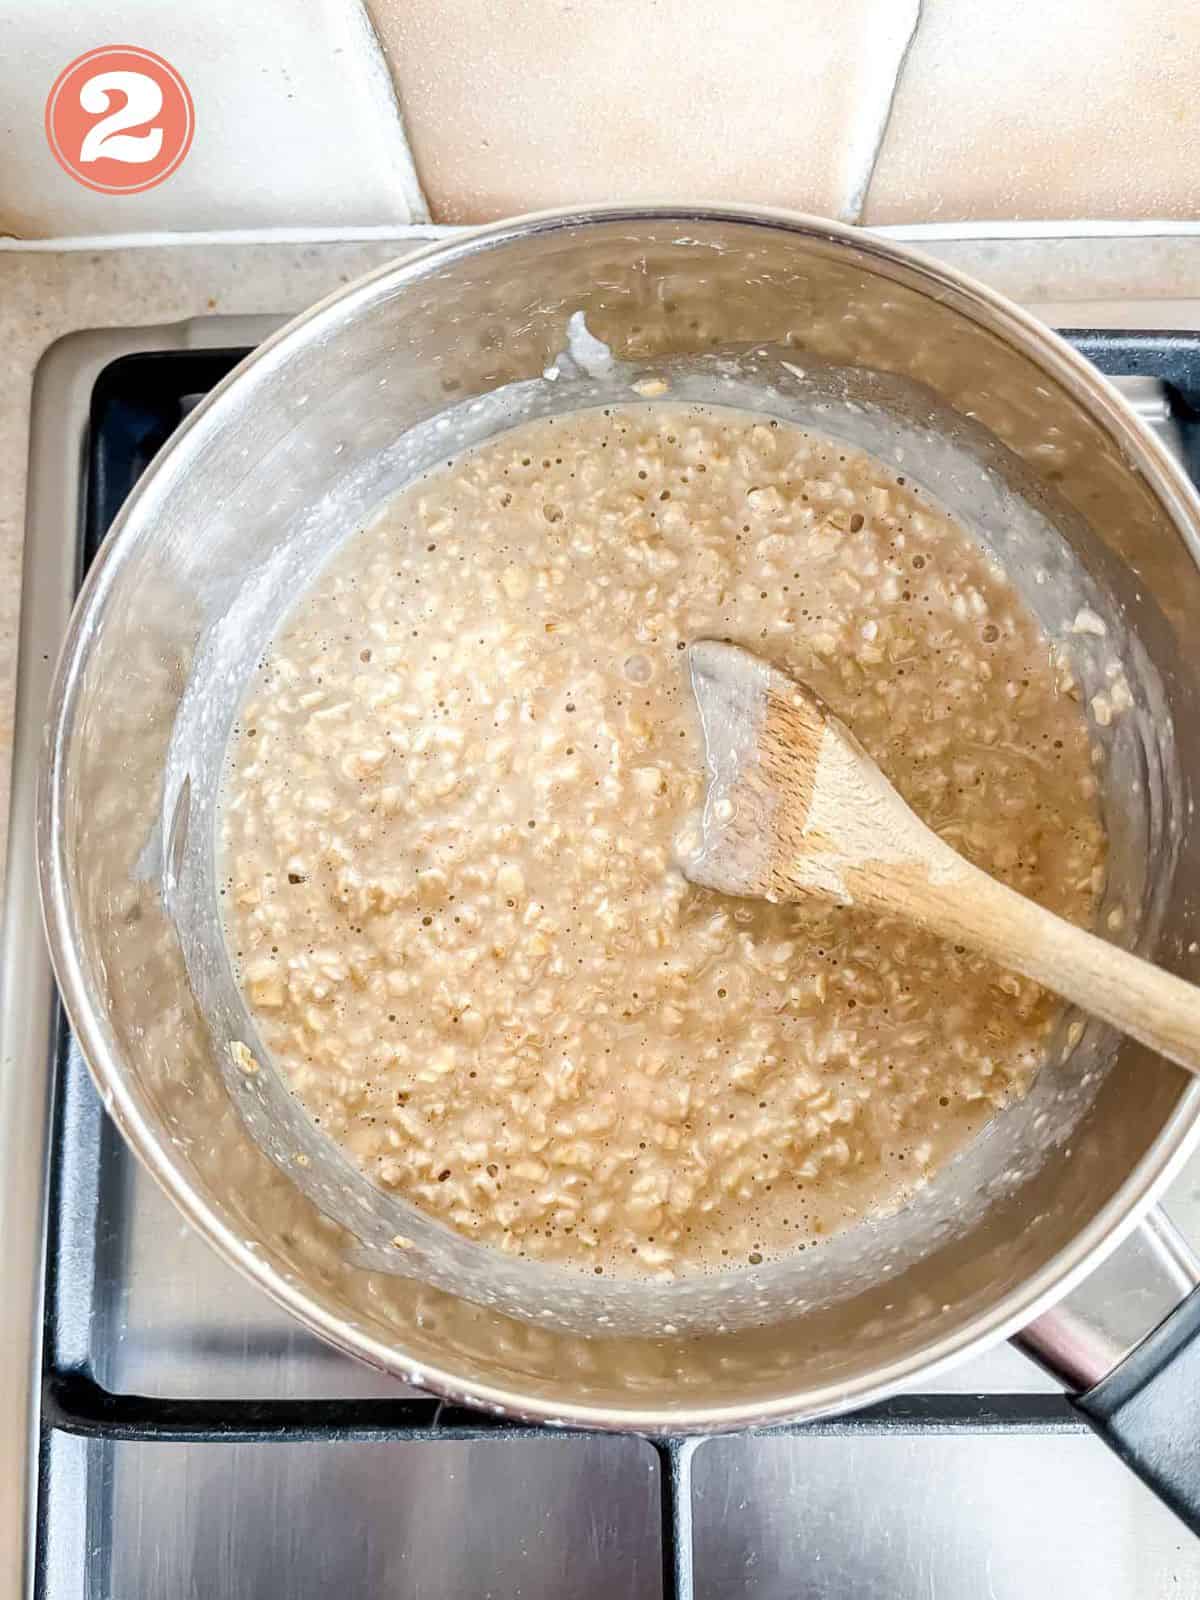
[682, 639, 1200, 1076]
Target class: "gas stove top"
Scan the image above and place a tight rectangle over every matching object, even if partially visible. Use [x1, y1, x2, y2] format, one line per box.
[6, 312, 1200, 1599]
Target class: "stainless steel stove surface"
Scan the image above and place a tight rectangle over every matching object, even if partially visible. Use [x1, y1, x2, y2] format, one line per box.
[7, 312, 1200, 1599]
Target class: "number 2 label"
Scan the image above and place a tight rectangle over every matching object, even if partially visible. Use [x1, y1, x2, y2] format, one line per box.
[45, 46, 194, 194]
[78, 71, 164, 166]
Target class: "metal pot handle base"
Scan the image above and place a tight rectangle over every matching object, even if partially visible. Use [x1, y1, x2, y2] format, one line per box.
[1014, 1207, 1200, 1531]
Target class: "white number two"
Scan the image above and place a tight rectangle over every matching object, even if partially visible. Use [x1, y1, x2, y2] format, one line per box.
[78, 71, 163, 165]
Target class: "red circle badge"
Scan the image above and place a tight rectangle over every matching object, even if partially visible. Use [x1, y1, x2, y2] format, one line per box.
[45, 46, 194, 195]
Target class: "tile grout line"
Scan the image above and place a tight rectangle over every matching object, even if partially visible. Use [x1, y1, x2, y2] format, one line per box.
[6, 220, 1200, 255]
[845, 0, 925, 226]
[0, 226, 456, 250]
[351, 0, 434, 225]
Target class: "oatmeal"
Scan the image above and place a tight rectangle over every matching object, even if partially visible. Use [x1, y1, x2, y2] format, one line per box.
[219, 405, 1105, 1279]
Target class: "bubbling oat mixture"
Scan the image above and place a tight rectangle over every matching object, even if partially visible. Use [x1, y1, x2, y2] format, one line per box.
[220, 405, 1105, 1279]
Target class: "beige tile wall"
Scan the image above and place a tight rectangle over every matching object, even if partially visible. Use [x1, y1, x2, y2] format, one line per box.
[3, 0, 1198, 236]
[368, 0, 920, 223]
[372, 0, 1200, 227]
[862, 0, 1200, 223]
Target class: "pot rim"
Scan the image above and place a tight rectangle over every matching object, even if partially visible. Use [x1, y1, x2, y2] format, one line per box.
[38, 203, 1200, 1431]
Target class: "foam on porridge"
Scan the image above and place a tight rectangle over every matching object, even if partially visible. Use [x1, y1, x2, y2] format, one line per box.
[219, 404, 1105, 1279]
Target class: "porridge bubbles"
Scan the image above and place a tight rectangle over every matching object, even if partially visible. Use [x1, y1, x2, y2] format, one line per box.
[219, 404, 1104, 1280]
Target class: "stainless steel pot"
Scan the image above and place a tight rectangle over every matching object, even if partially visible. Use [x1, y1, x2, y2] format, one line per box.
[38, 207, 1200, 1526]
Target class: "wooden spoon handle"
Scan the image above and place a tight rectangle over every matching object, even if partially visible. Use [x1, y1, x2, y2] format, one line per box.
[852, 856, 1200, 1077]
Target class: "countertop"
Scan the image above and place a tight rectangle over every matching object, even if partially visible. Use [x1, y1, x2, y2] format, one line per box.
[5, 225, 1200, 900]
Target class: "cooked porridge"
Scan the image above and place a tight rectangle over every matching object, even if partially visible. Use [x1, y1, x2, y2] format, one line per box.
[219, 404, 1105, 1279]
